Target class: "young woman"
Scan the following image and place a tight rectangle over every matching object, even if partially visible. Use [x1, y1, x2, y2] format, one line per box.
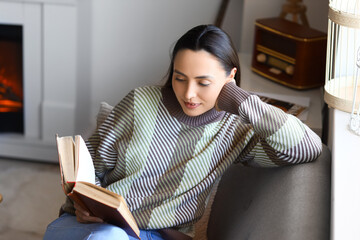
[44, 25, 322, 240]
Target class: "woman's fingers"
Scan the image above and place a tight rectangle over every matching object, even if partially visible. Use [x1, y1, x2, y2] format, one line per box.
[74, 202, 104, 223]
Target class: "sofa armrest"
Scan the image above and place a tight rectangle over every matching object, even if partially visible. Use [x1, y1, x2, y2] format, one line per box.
[207, 143, 331, 240]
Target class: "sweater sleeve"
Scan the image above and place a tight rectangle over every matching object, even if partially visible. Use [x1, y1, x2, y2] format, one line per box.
[86, 90, 136, 186]
[217, 82, 322, 167]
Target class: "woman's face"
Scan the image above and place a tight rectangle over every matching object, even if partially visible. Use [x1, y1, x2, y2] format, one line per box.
[172, 49, 235, 117]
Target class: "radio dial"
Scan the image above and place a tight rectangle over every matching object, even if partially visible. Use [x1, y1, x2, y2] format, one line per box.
[257, 53, 267, 63]
[285, 65, 294, 75]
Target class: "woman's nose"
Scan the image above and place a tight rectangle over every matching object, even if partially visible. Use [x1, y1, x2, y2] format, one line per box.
[184, 83, 197, 100]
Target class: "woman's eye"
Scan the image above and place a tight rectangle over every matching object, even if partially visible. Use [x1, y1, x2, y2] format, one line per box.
[199, 82, 210, 87]
[175, 77, 185, 82]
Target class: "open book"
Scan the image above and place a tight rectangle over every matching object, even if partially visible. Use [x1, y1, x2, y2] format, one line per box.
[56, 135, 140, 239]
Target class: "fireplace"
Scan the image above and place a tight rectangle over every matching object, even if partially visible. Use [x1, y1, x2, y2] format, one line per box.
[0, 24, 23, 133]
[0, 0, 77, 162]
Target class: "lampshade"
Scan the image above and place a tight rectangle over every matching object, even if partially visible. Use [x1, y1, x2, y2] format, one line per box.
[324, 0, 360, 135]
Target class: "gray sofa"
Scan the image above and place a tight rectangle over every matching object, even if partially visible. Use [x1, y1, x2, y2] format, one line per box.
[206, 143, 331, 240]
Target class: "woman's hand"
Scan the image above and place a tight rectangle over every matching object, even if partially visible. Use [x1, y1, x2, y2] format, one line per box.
[74, 201, 104, 224]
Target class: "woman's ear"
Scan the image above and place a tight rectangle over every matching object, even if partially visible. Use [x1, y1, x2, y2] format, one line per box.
[226, 67, 237, 82]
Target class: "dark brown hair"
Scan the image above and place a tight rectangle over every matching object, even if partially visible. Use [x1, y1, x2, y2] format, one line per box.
[163, 25, 240, 88]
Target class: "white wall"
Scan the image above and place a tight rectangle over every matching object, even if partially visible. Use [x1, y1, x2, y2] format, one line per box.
[75, 0, 222, 135]
[76, 0, 93, 136]
[304, 0, 329, 32]
[239, 0, 329, 53]
[75, 0, 329, 136]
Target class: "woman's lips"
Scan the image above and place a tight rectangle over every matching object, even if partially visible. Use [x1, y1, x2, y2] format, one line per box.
[184, 101, 200, 109]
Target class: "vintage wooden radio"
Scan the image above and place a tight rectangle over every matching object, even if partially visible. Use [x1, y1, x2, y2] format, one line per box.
[251, 17, 327, 90]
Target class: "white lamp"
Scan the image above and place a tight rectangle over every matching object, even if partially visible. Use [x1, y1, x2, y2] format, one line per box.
[324, 0, 360, 135]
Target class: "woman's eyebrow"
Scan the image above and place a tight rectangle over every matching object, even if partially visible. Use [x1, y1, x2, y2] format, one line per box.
[196, 75, 214, 80]
[174, 69, 187, 77]
[174, 69, 214, 80]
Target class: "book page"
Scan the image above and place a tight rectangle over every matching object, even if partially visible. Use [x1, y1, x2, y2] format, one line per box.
[56, 135, 75, 185]
[74, 135, 96, 184]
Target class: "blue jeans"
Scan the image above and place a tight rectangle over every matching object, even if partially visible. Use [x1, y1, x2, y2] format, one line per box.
[43, 213, 164, 240]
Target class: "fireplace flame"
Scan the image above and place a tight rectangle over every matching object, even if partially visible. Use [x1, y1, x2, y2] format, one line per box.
[0, 24, 24, 133]
[0, 70, 23, 113]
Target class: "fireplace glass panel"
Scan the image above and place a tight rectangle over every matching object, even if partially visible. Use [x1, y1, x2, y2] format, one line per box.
[0, 24, 23, 133]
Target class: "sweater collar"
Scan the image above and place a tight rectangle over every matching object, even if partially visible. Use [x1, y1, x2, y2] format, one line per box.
[161, 87, 225, 127]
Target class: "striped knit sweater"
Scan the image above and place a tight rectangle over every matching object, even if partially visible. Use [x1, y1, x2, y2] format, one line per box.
[65, 82, 322, 232]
